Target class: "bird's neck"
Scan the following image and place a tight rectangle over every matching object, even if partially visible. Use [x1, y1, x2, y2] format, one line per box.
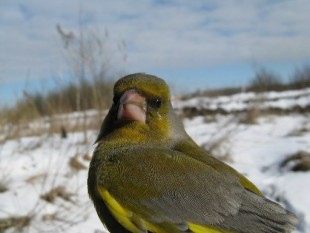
[99, 124, 174, 149]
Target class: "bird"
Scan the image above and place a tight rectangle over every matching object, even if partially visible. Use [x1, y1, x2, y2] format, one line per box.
[88, 73, 298, 233]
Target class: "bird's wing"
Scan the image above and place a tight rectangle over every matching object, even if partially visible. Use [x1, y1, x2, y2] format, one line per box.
[96, 148, 245, 232]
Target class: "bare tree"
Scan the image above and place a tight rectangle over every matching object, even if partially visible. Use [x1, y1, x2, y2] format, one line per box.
[56, 22, 126, 111]
[249, 68, 283, 92]
[56, 21, 127, 142]
[290, 65, 310, 89]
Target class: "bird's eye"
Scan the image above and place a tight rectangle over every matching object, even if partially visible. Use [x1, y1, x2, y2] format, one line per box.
[155, 98, 162, 108]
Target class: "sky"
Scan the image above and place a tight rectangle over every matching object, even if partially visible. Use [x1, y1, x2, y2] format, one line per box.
[1, 0, 310, 105]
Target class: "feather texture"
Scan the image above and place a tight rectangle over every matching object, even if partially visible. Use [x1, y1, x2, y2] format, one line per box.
[88, 73, 298, 233]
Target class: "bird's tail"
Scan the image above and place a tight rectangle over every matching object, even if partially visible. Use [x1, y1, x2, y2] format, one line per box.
[221, 190, 298, 233]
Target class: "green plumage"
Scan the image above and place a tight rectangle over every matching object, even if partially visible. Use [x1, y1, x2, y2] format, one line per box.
[88, 73, 298, 233]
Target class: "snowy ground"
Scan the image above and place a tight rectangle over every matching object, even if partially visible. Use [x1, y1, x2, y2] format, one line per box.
[1, 88, 310, 233]
[175, 87, 310, 112]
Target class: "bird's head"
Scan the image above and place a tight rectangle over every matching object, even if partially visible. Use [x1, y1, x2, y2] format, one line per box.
[96, 73, 187, 145]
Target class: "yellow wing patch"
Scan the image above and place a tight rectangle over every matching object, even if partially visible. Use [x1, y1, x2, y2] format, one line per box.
[99, 188, 181, 233]
[188, 222, 234, 233]
[99, 188, 146, 233]
[99, 188, 170, 233]
[99, 188, 234, 233]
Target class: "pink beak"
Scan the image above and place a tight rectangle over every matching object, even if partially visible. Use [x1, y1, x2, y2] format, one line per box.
[117, 90, 147, 123]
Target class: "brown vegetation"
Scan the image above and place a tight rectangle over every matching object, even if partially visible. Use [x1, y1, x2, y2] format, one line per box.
[183, 65, 310, 100]
[0, 23, 126, 141]
[0, 216, 31, 232]
[281, 151, 310, 172]
[40, 186, 74, 204]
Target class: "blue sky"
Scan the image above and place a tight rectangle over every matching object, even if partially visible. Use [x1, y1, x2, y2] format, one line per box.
[1, 0, 310, 106]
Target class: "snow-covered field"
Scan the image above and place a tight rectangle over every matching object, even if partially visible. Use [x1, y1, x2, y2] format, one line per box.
[1, 88, 310, 233]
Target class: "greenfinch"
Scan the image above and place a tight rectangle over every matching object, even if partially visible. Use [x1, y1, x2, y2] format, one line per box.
[88, 73, 297, 233]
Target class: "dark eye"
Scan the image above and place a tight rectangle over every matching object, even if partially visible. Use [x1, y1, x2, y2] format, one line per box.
[155, 98, 162, 108]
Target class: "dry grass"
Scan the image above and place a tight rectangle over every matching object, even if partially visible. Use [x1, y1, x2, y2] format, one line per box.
[200, 116, 238, 162]
[69, 156, 87, 171]
[0, 216, 31, 233]
[0, 108, 106, 142]
[0, 23, 124, 233]
[286, 119, 310, 137]
[82, 153, 92, 161]
[281, 151, 310, 172]
[40, 186, 74, 204]
[0, 172, 10, 194]
[243, 107, 259, 124]
[0, 121, 95, 233]
[238, 97, 263, 124]
[0, 182, 8, 193]
[25, 173, 47, 184]
[0, 63, 309, 232]
[0, 79, 112, 136]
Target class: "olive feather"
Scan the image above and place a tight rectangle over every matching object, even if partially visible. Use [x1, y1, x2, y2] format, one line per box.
[88, 73, 298, 233]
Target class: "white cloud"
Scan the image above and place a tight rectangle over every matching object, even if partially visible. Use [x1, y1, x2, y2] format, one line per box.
[0, 0, 310, 83]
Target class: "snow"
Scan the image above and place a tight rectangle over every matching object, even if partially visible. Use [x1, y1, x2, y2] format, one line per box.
[1, 88, 310, 232]
[175, 87, 310, 112]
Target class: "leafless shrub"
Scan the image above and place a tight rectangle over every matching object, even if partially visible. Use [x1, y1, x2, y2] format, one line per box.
[289, 65, 310, 89]
[0, 22, 123, 142]
[248, 68, 284, 92]
[183, 65, 310, 102]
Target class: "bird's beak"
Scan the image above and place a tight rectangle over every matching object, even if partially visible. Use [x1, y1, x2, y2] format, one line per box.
[117, 90, 147, 123]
